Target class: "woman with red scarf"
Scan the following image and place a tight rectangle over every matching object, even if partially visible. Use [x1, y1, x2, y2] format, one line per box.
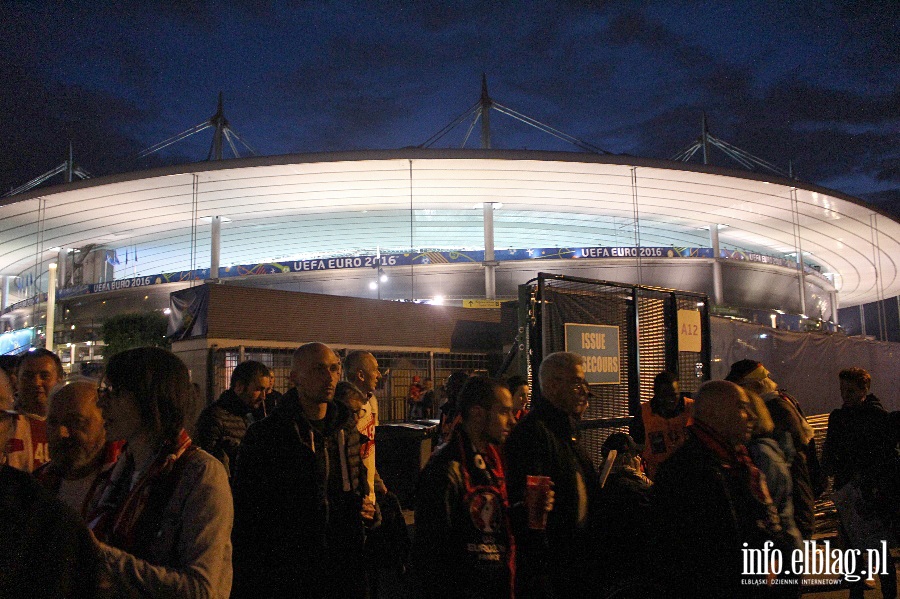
[88, 347, 233, 598]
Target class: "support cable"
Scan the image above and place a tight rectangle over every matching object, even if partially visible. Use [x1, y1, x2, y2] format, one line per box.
[460, 108, 481, 148]
[631, 167, 643, 285]
[870, 214, 888, 341]
[139, 122, 212, 158]
[492, 103, 609, 154]
[191, 175, 199, 287]
[420, 102, 481, 148]
[409, 160, 415, 300]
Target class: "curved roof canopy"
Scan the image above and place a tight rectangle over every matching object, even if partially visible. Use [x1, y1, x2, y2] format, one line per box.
[1, 149, 897, 308]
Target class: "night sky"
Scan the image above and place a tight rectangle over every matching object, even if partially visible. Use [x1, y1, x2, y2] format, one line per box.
[2, 1, 897, 215]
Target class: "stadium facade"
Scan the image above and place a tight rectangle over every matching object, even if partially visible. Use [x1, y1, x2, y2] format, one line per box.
[1, 148, 899, 356]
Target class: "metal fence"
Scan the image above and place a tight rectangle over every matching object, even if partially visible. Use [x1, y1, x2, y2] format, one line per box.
[524, 273, 711, 463]
[212, 346, 489, 423]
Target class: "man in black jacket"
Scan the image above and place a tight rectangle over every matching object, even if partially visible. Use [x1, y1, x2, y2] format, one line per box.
[413, 376, 519, 599]
[504, 352, 601, 598]
[823, 368, 896, 599]
[651, 380, 785, 599]
[231, 343, 373, 599]
[195, 359, 270, 479]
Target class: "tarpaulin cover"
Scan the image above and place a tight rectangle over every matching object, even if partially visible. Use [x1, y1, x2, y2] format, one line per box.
[710, 317, 900, 415]
[167, 285, 209, 340]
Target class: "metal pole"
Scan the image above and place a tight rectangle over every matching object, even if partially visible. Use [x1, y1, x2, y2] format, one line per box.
[792, 188, 807, 315]
[709, 224, 724, 305]
[483, 202, 496, 299]
[428, 351, 435, 417]
[701, 113, 709, 165]
[57, 248, 67, 288]
[210, 216, 221, 280]
[859, 305, 866, 337]
[480, 75, 491, 150]
[66, 143, 74, 183]
[212, 93, 225, 161]
[830, 291, 839, 325]
[1, 276, 8, 310]
[46, 263, 57, 352]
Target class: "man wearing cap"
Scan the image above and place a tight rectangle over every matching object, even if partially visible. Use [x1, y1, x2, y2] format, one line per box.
[651, 380, 785, 599]
[726, 359, 823, 540]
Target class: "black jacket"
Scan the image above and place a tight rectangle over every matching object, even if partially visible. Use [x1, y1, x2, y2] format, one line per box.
[823, 394, 894, 491]
[650, 432, 780, 599]
[412, 428, 513, 599]
[195, 389, 252, 479]
[504, 400, 601, 598]
[231, 389, 368, 599]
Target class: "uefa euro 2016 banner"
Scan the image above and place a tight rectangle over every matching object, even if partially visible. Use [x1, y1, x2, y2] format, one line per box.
[6, 245, 822, 311]
[54, 246, 712, 300]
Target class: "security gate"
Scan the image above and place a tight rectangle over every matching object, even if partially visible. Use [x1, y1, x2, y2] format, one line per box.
[522, 273, 711, 459]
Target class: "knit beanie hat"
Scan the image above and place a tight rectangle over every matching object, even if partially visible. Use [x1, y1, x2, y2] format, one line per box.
[725, 359, 763, 383]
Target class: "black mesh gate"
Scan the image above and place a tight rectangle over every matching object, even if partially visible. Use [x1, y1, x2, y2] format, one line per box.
[523, 273, 710, 461]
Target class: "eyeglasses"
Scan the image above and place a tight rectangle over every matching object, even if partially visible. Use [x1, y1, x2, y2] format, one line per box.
[97, 382, 114, 400]
[573, 382, 590, 396]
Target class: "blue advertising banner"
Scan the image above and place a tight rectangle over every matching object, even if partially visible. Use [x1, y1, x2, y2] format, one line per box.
[0, 327, 35, 355]
[564, 323, 621, 385]
[2, 246, 725, 310]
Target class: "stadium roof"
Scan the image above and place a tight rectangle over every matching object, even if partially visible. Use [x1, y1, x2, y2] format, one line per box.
[1, 148, 898, 307]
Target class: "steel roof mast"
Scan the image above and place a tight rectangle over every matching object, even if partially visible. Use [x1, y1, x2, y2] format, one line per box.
[4, 143, 91, 197]
[420, 75, 610, 154]
[138, 92, 257, 160]
[672, 113, 794, 179]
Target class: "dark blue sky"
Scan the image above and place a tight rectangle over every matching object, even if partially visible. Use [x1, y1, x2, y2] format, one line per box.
[2, 1, 897, 213]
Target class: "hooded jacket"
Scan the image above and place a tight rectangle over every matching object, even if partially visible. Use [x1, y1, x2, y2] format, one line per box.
[195, 388, 254, 479]
[231, 387, 368, 599]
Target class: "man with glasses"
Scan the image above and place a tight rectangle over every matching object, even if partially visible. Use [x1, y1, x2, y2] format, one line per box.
[504, 352, 602, 598]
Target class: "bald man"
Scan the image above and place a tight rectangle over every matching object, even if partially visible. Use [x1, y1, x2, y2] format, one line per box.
[650, 381, 786, 599]
[232, 342, 372, 599]
[34, 380, 122, 517]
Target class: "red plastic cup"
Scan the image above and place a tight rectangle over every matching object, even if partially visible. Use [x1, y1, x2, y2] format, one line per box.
[525, 475, 552, 530]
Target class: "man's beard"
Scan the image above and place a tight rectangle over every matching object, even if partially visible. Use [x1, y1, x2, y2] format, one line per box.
[51, 440, 103, 475]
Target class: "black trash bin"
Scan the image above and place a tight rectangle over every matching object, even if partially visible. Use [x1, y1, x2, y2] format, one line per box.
[376, 422, 437, 508]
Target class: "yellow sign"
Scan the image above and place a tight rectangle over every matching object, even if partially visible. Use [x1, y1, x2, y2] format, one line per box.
[677, 310, 702, 352]
[462, 299, 503, 309]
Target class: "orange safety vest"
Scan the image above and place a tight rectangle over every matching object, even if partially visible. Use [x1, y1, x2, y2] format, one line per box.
[641, 398, 693, 479]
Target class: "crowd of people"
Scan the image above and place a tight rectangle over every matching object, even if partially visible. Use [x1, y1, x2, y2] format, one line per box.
[1, 344, 898, 598]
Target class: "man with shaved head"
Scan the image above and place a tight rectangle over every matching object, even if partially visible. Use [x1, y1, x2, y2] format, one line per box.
[34, 379, 122, 517]
[651, 380, 787, 598]
[232, 342, 373, 599]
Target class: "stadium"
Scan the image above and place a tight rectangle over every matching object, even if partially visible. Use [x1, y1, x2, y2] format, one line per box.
[2, 147, 899, 332]
[2, 85, 900, 396]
